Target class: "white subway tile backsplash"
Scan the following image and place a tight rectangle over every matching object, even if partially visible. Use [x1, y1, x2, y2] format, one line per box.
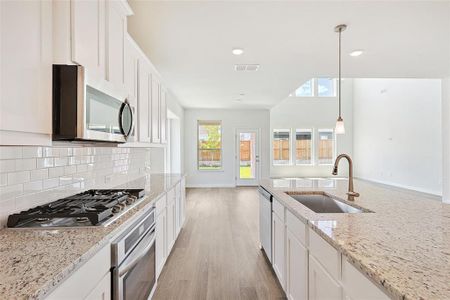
[22, 147, 43, 158]
[42, 178, 59, 189]
[30, 169, 48, 181]
[23, 181, 43, 193]
[0, 146, 151, 227]
[48, 166, 64, 178]
[7, 171, 30, 185]
[54, 157, 68, 167]
[0, 174, 6, 187]
[0, 160, 15, 173]
[0, 147, 22, 159]
[15, 158, 36, 171]
[0, 184, 23, 200]
[37, 158, 54, 168]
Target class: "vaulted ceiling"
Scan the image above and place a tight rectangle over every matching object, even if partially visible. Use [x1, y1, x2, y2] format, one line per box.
[128, 1, 450, 109]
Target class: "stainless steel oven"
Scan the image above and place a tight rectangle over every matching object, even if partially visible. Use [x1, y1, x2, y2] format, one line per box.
[111, 207, 156, 300]
[52, 64, 135, 143]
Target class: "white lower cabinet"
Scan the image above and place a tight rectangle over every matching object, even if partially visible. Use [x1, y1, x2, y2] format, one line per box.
[341, 258, 390, 300]
[286, 229, 307, 300]
[156, 206, 167, 277]
[85, 273, 111, 300]
[46, 245, 111, 300]
[267, 192, 390, 300]
[309, 255, 342, 300]
[167, 193, 176, 252]
[272, 211, 285, 289]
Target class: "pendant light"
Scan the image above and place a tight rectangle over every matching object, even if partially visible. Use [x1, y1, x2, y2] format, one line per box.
[335, 24, 347, 134]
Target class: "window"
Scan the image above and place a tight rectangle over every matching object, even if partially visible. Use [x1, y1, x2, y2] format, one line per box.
[292, 78, 336, 97]
[318, 129, 334, 165]
[317, 78, 336, 97]
[296, 129, 312, 165]
[198, 121, 222, 170]
[273, 129, 290, 165]
[295, 79, 313, 97]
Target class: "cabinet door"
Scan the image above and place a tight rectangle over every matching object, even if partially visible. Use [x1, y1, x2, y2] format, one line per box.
[272, 212, 285, 289]
[175, 183, 181, 235]
[156, 209, 167, 278]
[286, 230, 307, 300]
[181, 178, 186, 225]
[71, 0, 105, 79]
[167, 199, 175, 252]
[160, 86, 168, 144]
[0, 0, 52, 136]
[309, 255, 342, 300]
[138, 60, 151, 142]
[85, 273, 111, 300]
[106, 0, 126, 89]
[151, 76, 161, 143]
[124, 35, 138, 108]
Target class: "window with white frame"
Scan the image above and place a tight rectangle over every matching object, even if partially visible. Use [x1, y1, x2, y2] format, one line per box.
[273, 129, 290, 165]
[293, 78, 336, 97]
[295, 129, 313, 165]
[198, 120, 222, 170]
[317, 129, 335, 165]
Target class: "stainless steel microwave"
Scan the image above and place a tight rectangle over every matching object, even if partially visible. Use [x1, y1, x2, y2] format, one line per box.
[52, 65, 134, 143]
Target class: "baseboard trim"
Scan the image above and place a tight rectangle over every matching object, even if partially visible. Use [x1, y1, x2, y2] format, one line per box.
[186, 183, 236, 188]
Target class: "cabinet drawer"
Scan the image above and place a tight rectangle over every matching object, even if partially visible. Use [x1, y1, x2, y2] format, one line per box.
[155, 194, 167, 216]
[309, 228, 340, 281]
[273, 198, 285, 222]
[342, 258, 389, 300]
[286, 209, 306, 246]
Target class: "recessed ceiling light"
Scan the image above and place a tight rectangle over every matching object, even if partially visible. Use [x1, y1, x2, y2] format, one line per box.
[232, 48, 244, 55]
[349, 50, 364, 57]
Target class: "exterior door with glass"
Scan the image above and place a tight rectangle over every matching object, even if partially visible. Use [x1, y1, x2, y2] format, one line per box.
[236, 129, 260, 186]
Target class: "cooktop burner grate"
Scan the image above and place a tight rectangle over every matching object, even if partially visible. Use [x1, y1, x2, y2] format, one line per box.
[7, 189, 145, 228]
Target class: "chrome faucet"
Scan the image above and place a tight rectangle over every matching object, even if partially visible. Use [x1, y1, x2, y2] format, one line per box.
[332, 154, 360, 201]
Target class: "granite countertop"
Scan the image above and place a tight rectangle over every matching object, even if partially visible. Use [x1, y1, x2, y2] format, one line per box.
[0, 173, 184, 300]
[260, 177, 450, 300]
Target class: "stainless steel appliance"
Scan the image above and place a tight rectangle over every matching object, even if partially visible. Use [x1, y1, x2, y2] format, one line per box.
[7, 189, 145, 228]
[259, 186, 272, 262]
[111, 207, 156, 300]
[52, 65, 135, 143]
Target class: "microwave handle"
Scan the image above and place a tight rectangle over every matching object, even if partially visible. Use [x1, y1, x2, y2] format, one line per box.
[119, 227, 155, 276]
[118, 99, 133, 139]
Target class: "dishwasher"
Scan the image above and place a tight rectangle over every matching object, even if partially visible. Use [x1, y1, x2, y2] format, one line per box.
[258, 186, 272, 263]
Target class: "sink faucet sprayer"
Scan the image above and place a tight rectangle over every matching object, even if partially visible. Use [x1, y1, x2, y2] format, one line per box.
[332, 154, 360, 201]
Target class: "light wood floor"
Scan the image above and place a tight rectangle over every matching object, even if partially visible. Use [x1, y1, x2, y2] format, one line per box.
[153, 187, 286, 300]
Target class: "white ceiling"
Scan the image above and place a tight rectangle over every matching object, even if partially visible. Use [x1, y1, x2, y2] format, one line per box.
[128, 1, 450, 109]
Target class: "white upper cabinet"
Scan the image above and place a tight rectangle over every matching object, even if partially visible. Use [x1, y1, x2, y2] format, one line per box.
[138, 59, 152, 143]
[106, 0, 128, 90]
[71, 0, 106, 79]
[160, 87, 168, 144]
[124, 34, 139, 108]
[0, 0, 53, 143]
[151, 76, 161, 143]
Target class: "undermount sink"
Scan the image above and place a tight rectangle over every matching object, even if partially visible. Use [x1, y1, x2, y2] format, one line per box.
[286, 192, 370, 214]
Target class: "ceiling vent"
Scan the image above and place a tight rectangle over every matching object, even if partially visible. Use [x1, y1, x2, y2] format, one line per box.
[234, 64, 260, 72]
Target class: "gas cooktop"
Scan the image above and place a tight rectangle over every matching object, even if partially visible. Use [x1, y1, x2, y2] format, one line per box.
[7, 189, 145, 228]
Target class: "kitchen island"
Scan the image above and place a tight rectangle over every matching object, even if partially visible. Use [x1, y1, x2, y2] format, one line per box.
[260, 177, 450, 300]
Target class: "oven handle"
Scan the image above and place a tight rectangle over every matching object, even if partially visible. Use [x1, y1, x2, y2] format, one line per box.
[118, 227, 155, 277]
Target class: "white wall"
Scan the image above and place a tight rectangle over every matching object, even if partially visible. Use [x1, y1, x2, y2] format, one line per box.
[442, 78, 450, 203]
[270, 79, 353, 178]
[184, 109, 270, 187]
[353, 79, 442, 195]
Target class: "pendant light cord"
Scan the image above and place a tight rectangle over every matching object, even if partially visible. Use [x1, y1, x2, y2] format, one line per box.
[338, 28, 342, 118]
